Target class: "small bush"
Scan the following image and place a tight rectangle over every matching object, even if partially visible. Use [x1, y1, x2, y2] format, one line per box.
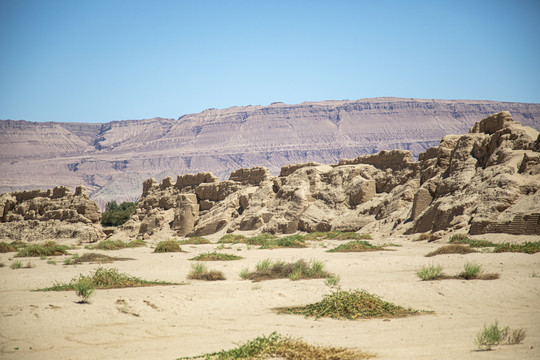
[507, 328, 526, 345]
[304, 231, 372, 241]
[278, 290, 423, 320]
[47, 259, 57, 265]
[242, 259, 331, 282]
[218, 234, 247, 244]
[177, 332, 374, 360]
[10, 260, 22, 269]
[101, 201, 136, 227]
[88, 239, 146, 250]
[178, 237, 211, 245]
[187, 263, 225, 281]
[475, 320, 509, 350]
[189, 251, 243, 261]
[154, 240, 183, 253]
[494, 241, 540, 254]
[70, 253, 132, 264]
[425, 244, 477, 257]
[63, 257, 73, 265]
[15, 241, 69, 257]
[0, 241, 16, 253]
[260, 235, 307, 249]
[461, 262, 482, 279]
[327, 240, 383, 253]
[325, 274, 341, 287]
[73, 277, 95, 303]
[417, 264, 444, 281]
[36, 267, 179, 291]
[449, 235, 495, 248]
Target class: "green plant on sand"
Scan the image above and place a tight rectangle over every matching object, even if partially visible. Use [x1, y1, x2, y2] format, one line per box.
[73, 277, 95, 303]
[241, 259, 331, 282]
[327, 240, 385, 252]
[35, 267, 180, 291]
[86, 239, 146, 250]
[474, 320, 525, 350]
[189, 251, 243, 261]
[416, 264, 444, 281]
[177, 332, 374, 360]
[187, 263, 226, 281]
[277, 290, 424, 320]
[15, 241, 69, 257]
[154, 240, 183, 253]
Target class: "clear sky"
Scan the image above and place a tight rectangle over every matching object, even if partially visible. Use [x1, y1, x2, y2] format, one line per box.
[1, 0, 539, 123]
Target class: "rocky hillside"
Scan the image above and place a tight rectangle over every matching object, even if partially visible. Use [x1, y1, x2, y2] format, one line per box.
[1, 97, 539, 207]
[111, 111, 540, 240]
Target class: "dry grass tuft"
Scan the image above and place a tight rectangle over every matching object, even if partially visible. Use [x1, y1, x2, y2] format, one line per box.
[178, 237, 211, 245]
[189, 251, 243, 261]
[187, 263, 226, 281]
[87, 239, 146, 251]
[0, 241, 17, 253]
[154, 240, 183, 253]
[15, 241, 69, 257]
[328, 240, 386, 253]
[425, 244, 478, 257]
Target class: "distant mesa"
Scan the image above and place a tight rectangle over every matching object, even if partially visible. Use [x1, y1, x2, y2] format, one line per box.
[1, 111, 539, 242]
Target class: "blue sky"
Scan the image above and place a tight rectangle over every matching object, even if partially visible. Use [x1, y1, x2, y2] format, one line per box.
[1, 0, 539, 123]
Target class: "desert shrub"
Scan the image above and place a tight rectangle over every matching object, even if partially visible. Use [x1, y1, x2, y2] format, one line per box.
[177, 331, 373, 360]
[218, 234, 248, 243]
[304, 231, 372, 241]
[10, 260, 22, 269]
[475, 320, 509, 350]
[15, 241, 69, 257]
[189, 251, 243, 261]
[325, 274, 341, 287]
[449, 235, 495, 248]
[507, 328, 526, 345]
[425, 244, 477, 257]
[154, 240, 183, 253]
[416, 264, 444, 280]
[460, 262, 482, 279]
[242, 259, 331, 282]
[47, 259, 57, 265]
[327, 240, 382, 252]
[70, 253, 132, 264]
[178, 237, 211, 245]
[87, 239, 146, 250]
[73, 277, 95, 303]
[260, 235, 307, 249]
[187, 263, 225, 281]
[36, 267, 179, 291]
[493, 241, 540, 254]
[0, 241, 16, 253]
[279, 290, 422, 320]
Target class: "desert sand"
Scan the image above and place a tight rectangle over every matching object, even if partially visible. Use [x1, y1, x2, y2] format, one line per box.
[1, 233, 539, 360]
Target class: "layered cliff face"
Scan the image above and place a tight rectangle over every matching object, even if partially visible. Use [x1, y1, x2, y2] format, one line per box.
[0, 186, 105, 242]
[1, 98, 540, 208]
[111, 112, 539, 240]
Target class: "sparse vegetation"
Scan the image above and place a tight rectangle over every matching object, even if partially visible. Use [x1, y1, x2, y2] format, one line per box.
[304, 231, 372, 241]
[187, 263, 225, 281]
[101, 200, 136, 227]
[417, 264, 444, 280]
[0, 241, 16, 253]
[259, 234, 307, 249]
[278, 290, 423, 320]
[154, 240, 183, 253]
[189, 251, 243, 261]
[218, 234, 248, 243]
[36, 267, 179, 291]
[460, 262, 482, 279]
[241, 259, 331, 282]
[449, 234, 540, 254]
[87, 239, 146, 250]
[178, 237, 211, 245]
[73, 277, 95, 303]
[15, 241, 69, 257]
[474, 321, 524, 350]
[425, 244, 478, 257]
[10, 260, 22, 269]
[325, 274, 341, 287]
[327, 240, 384, 252]
[47, 258, 57, 265]
[531, 271, 540, 278]
[68, 253, 132, 264]
[177, 332, 374, 360]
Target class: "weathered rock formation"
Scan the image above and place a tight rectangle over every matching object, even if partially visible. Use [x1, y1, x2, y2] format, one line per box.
[2, 98, 540, 208]
[0, 186, 105, 242]
[113, 112, 539, 239]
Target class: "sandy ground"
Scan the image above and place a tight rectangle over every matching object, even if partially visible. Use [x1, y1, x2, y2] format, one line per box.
[0, 233, 539, 360]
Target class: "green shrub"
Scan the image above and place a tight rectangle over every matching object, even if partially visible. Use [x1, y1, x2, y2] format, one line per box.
[189, 251, 243, 261]
[325, 274, 341, 288]
[242, 259, 331, 282]
[327, 240, 382, 252]
[154, 240, 183, 253]
[36, 267, 179, 291]
[73, 277, 95, 303]
[178, 237, 211, 245]
[279, 290, 422, 320]
[494, 241, 540, 254]
[10, 260, 22, 269]
[0, 241, 16, 253]
[475, 320, 509, 350]
[187, 263, 225, 281]
[177, 332, 373, 360]
[87, 239, 146, 250]
[461, 262, 482, 279]
[416, 264, 444, 281]
[101, 201, 136, 227]
[15, 241, 69, 257]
